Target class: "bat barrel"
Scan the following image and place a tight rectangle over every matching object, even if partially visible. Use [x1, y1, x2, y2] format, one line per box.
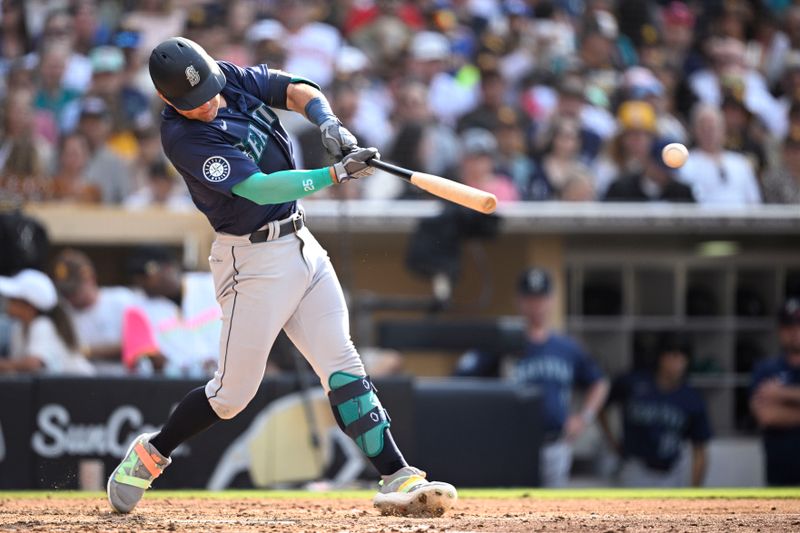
[365, 157, 497, 214]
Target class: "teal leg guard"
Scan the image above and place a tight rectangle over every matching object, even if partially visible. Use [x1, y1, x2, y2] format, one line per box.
[328, 372, 390, 457]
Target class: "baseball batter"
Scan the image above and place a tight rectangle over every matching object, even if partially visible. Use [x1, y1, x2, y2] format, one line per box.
[106, 37, 456, 517]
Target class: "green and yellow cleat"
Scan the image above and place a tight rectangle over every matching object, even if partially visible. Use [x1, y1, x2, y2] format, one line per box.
[106, 432, 171, 513]
[373, 466, 457, 517]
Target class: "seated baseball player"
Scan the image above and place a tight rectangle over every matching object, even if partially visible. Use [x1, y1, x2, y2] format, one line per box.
[105, 37, 456, 517]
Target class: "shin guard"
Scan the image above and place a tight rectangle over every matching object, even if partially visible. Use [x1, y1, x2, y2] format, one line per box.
[328, 372, 390, 457]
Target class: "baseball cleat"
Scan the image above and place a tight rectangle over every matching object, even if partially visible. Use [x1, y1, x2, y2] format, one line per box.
[107, 432, 171, 513]
[373, 466, 457, 517]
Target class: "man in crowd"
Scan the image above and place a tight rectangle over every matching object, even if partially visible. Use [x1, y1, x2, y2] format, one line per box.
[52, 248, 136, 374]
[762, 128, 800, 204]
[604, 139, 695, 202]
[678, 104, 761, 206]
[76, 96, 133, 204]
[124, 246, 220, 377]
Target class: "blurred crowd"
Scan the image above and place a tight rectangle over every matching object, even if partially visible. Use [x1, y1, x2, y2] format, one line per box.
[0, 242, 402, 379]
[1, 0, 800, 206]
[0, 246, 221, 377]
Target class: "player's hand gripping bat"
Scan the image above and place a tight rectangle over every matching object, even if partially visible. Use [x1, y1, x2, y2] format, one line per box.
[366, 158, 497, 214]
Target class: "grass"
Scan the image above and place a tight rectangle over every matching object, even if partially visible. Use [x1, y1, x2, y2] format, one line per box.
[1, 488, 798, 500]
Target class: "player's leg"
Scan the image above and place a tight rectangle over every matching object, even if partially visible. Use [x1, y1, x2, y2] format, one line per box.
[539, 439, 573, 487]
[620, 458, 684, 488]
[108, 237, 306, 513]
[283, 229, 457, 516]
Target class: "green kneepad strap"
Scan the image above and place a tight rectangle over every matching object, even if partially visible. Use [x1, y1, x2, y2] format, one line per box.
[328, 372, 390, 457]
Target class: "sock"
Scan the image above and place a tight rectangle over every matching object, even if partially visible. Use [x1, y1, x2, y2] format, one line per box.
[374, 429, 408, 477]
[149, 386, 221, 457]
[331, 405, 407, 476]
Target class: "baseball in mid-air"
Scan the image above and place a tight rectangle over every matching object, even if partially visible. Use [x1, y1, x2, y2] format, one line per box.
[662, 142, 689, 168]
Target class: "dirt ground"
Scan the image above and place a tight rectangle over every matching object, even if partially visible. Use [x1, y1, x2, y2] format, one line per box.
[1, 497, 799, 533]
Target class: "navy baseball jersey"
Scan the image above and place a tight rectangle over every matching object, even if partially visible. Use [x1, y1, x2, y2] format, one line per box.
[513, 334, 604, 433]
[609, 372, 711, 470]
[160, 61, 297, 235]
[750, 355, 800, 485]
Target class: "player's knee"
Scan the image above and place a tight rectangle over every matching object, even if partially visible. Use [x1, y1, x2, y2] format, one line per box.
[206, 388, 256, 420]
[207, 396, 245, 419]
[205, 372, 262, 419]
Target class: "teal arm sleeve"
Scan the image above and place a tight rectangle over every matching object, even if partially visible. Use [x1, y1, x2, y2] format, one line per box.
[231, 167, 333, 205]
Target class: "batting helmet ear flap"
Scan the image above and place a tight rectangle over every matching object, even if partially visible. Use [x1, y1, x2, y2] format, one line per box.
[149, 37, 226, 110]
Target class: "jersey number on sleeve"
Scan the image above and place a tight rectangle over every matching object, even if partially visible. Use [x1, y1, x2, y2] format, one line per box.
[303, 179, 315, 192]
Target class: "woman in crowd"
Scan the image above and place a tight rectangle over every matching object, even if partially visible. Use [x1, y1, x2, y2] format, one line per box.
[48, 131, 101, 203]
[0, 88, 53, 200]
[528, 117, 590, 200]
[0, 269, 94, 375]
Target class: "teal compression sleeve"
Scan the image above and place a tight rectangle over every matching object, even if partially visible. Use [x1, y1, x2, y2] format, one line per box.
[231, 167, 333, 204]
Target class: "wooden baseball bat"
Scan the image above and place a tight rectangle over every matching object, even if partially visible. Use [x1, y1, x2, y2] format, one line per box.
[367, 158, 497, 214]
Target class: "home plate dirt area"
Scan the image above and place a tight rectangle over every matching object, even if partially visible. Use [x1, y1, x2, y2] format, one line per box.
[0, 492, 799, 532]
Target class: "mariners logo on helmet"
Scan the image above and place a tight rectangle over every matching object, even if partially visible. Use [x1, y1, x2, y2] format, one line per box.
[185, 65, 201, 87]
[203, 156, 230, 182]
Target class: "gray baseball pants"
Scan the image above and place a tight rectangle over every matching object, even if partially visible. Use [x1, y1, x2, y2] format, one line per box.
[205, 225, 365, 419]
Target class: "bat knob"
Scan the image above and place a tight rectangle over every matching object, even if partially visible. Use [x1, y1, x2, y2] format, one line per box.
[482, 195, 498, 214]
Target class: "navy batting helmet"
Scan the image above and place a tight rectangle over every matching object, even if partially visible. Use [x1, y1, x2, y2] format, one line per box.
[149, 37, 226, 110]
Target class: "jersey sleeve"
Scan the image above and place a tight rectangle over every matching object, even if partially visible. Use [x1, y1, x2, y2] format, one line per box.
[165, 128, 261, 198]
[686, 390, 713, 444]
[749, 359, 777, 398]
[573, 342, 605, 387]
[221, 61, 269, 100]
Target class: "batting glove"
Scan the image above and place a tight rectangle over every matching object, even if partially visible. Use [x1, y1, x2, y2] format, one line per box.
[332, 147, 380, 183]
[319, 118, 358, 159]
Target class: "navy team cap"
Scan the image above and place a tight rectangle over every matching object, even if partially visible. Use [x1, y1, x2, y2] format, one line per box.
[518, 268, 552, 296]
[779, 297, 800, 325]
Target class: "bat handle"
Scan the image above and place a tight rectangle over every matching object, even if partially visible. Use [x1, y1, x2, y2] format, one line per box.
[366, 158, 413, 180]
